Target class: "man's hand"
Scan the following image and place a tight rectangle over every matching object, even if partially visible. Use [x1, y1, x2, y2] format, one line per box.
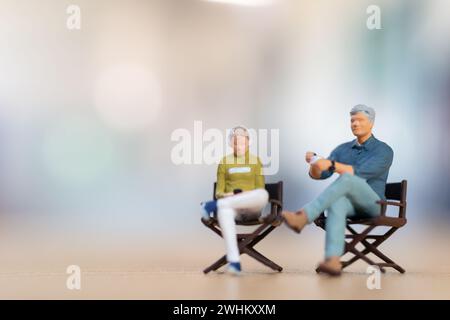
[305, 151, 316, 164]
[311, 159, 354, 177]
[307, 151, 354, 179]
[312, 159, 332, 171]
[308, 152, 330, 179]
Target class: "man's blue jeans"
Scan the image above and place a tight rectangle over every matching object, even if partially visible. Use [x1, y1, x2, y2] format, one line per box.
[303, 173, 381, 258]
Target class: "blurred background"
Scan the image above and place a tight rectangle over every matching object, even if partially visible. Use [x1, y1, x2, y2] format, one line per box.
[0, 0, 449, 295]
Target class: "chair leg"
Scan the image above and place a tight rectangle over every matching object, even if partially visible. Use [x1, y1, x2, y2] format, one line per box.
[315, 217, 405, 274]
[241, 247, 283, 272]
[392, 264, 406, 274]
[237, 224, 270, 249]
[348, 247, 387, 272]
[360, 238, 405, 273]
[343, 225, 404, 273]
[341, 247, 387, 272]
[203, 255, 227, 274]
[239, 224, 282, 272]
[341, 225, 374, 269]
[342, 249, 363, 268]
[340, 225, 378, 270]
[202, 221, 283, 274]
[246, 225, 275, 248]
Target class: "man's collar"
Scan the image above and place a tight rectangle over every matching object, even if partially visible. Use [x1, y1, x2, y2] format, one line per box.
[352, 135, 376, 150]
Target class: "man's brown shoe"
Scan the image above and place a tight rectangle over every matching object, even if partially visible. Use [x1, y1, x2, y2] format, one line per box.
[315, 257, 342, 276]
[282, 210, 308, 234]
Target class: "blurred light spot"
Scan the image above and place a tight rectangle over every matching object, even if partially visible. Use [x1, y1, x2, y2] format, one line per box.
[42, 117, 117, 186]
[204, 0, 275, 7]
[94, 64, 162, 131]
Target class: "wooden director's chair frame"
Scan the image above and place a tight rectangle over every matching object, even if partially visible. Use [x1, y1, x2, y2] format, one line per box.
[201, 181, 284, 274]
[314, 180, 408, 273]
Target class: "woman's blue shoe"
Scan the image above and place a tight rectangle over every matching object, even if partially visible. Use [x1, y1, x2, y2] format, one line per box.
[200, 202, 211, 221]
[226, 262, 241, 275]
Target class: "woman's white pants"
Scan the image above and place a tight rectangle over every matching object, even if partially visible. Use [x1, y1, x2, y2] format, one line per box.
[216, 189, 269, 263]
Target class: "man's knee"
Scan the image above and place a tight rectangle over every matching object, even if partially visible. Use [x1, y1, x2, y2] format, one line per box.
[339, 172, 354, 181]
[336, 172, 355, 188]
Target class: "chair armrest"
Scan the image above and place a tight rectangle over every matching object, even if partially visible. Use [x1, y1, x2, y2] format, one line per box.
[376, 200, 405, 207]
[269, 199, 283, 207]
[376, 200, 405, 217]
[260, 199, 283, 225]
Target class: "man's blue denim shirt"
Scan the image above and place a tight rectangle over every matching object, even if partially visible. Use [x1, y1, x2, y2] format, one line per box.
[319, 135, 394, 200]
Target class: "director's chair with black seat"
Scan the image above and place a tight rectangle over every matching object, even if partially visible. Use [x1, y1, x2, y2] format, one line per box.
[201, 181, 283, 274]
[314, 180, 408, 273]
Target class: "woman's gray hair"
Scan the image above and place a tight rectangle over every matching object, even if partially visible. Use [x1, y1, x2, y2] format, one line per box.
[228, 125, 250, 144]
